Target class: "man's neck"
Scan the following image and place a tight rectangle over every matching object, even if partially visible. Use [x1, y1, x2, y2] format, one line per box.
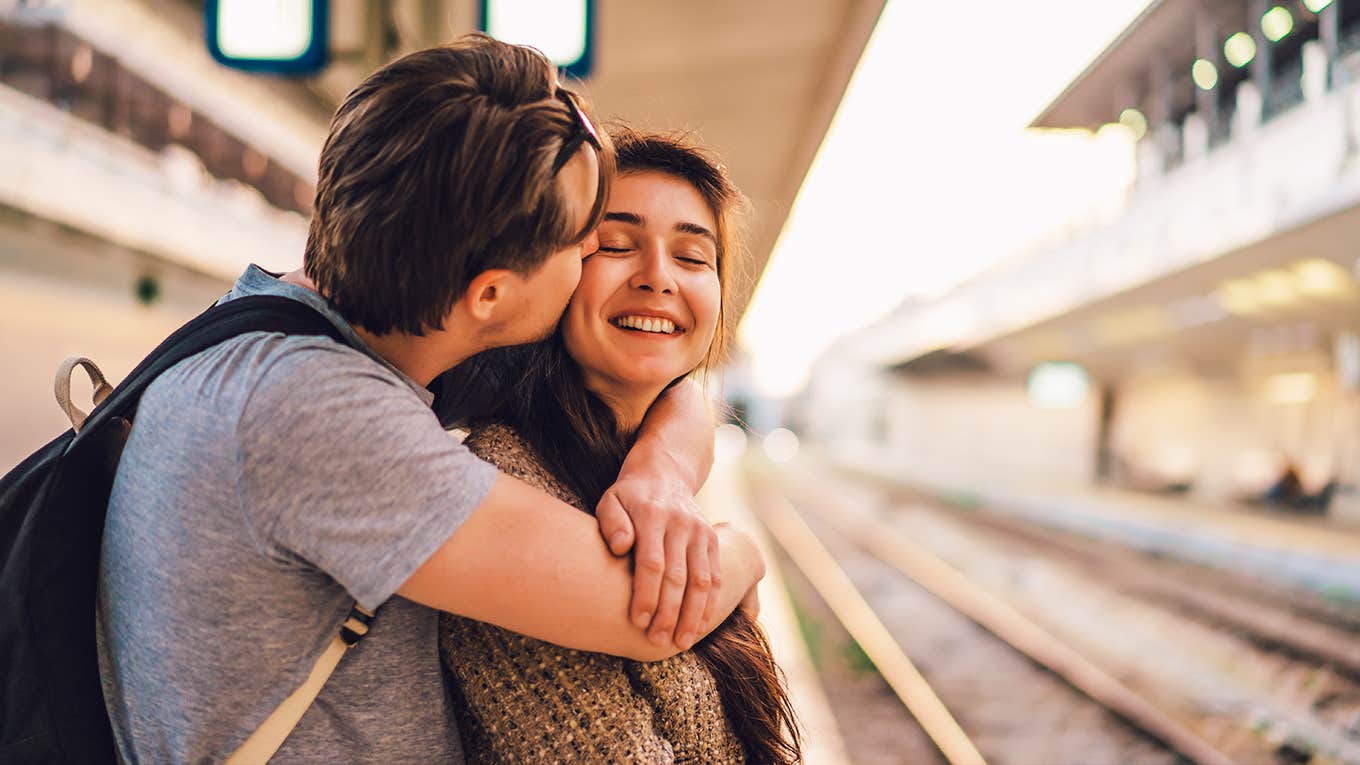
[280, 269, 480, 386]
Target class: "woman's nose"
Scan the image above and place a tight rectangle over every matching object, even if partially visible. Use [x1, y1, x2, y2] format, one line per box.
[630, 245, 678, 293]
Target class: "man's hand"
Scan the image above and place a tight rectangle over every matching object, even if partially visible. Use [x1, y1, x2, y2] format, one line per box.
[596, 379, 717, 651]
[597, 472, 720, 651]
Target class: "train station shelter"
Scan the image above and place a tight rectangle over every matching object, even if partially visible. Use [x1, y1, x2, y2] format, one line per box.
[0, 0, 885, 468]
[814, 0, 1360, 519]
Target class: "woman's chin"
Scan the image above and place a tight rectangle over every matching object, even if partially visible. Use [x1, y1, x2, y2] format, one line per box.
[605, 364, 689, 393]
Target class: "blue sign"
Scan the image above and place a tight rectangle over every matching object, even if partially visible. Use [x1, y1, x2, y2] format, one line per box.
[206, 0, 329, 75]
[480, 0, 594, 80]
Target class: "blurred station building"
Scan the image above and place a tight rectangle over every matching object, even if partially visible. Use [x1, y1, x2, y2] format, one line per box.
[0, 0, 884, 469]
[803, 0, 1360, 524]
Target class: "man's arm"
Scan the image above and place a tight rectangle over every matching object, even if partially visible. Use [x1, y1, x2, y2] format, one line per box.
[397, 473, 763, 662]
[595, 379, 719, 650]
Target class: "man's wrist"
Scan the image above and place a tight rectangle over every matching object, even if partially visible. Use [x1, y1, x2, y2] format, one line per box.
[619, 437, 700, 495]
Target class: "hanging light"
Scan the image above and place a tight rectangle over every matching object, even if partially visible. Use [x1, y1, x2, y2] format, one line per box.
[1224, 32, 1257, 68]
[1192, 58, 1219, 90]
[1262, 6, 1294, 43]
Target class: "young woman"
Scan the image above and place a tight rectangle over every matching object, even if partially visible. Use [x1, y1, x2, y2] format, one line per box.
[439, 128, 801, 764]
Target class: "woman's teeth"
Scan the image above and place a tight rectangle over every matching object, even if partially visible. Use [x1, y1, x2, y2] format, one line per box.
[613, 315, 677, 334]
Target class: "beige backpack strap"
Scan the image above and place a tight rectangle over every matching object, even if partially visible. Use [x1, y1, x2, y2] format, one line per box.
[225, 604, 376, 764]
[54, 357, 114, 433]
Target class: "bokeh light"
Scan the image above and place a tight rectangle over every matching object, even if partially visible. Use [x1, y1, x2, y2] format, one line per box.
[1262, 6, 1294, 43]
[1224, 32, 1257, 68]
[763, 428, 801, 463]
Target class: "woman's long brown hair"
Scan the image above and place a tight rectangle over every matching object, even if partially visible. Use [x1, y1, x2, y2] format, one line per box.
[485, 129, 801, 764]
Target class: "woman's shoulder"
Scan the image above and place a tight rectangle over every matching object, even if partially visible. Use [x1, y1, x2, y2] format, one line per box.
[464, 421, 588, 511]
[463, 421, 530, 458]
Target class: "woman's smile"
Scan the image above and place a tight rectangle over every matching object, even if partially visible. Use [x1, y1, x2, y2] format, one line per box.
[610, 312, 686, 336]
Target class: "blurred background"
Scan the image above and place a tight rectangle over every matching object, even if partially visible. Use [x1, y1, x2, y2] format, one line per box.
[3, 1, 1359, 763]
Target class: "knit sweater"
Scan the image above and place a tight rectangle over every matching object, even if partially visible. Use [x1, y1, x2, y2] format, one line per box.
[440, 423, 749, 764]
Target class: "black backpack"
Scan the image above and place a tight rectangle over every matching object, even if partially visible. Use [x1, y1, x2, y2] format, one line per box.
[0, 295, 350, 764]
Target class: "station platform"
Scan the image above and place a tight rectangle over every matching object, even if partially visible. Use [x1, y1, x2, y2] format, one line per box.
[829, 450, 1360, 604]
[697, 458, 850, 765]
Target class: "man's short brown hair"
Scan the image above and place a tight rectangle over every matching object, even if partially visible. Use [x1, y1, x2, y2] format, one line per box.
[304, 35, 614, 335]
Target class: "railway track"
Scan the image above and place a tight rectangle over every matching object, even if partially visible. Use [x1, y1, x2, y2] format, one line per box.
[823, 463, 1360, 762]
[882, 481, 1360, 682]
[757, 457, 1360, 764]
[746, 466, 1235, 765]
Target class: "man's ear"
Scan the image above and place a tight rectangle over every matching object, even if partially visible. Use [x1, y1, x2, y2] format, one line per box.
[464, 269, 516, 322]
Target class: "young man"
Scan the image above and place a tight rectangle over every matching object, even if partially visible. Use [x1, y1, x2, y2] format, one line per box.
[97, 36, 765, 763]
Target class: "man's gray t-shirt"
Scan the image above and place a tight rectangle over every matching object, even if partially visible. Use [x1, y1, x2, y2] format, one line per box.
[96, 265, 497, 764]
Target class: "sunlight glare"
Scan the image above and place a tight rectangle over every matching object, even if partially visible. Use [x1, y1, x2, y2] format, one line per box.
[737, 0, 1151, 400]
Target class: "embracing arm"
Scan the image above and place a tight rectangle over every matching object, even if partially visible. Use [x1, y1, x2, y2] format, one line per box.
[398, 472, 763, 662]
[624, 378, 715, 497]
[595, 379, 720, 649]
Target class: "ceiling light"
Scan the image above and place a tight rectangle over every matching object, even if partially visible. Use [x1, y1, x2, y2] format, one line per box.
[1291, 258, 1353, 297]
[1262, 6, 1294, 43]
[1215, 279, 1263, 315]
[1224, 32, 1257, 68]
[1028, 362, 1090, 410]
[1254, 269, 1299, 306]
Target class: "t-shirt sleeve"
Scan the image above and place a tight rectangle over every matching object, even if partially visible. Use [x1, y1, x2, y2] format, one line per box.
[234, 340, 497, 611]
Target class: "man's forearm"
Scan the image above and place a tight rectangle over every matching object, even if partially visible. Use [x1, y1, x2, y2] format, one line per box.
[626, 379, 715, 492]
[397, 474, 762, 662]
[596, 378, 719, 648]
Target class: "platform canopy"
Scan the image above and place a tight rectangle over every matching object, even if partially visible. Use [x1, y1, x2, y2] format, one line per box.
[1030, 0, 1255, 130]
[42, 0, 885, 322]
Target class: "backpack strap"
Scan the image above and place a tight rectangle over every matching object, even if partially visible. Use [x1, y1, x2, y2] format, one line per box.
[54, 357, 114, 433]
[225, 604, 377, 764]
[73, 294, 348, 445]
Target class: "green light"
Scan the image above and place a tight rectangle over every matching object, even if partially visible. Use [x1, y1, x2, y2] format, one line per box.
[1192, 58, 1219, 91]
[1303, 0, 1333, 12]
[1262, 6, 1294, 42]
[1224, 32, 1257, 68]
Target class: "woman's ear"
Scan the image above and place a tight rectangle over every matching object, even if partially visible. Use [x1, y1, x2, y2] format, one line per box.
[464, 269, 515, 322]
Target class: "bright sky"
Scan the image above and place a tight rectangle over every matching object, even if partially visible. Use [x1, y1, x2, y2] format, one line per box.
[738, 0, 1154, 398]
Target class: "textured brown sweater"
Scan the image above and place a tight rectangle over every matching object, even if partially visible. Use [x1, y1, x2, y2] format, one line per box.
[440, 423, 749, 764]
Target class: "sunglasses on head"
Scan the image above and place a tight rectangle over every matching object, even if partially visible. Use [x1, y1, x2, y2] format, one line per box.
[551, 88, 602, 175]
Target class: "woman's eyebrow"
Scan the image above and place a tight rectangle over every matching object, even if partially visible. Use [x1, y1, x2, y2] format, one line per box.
[603, 211, 643, 225]
[675, 221, 716, 242]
